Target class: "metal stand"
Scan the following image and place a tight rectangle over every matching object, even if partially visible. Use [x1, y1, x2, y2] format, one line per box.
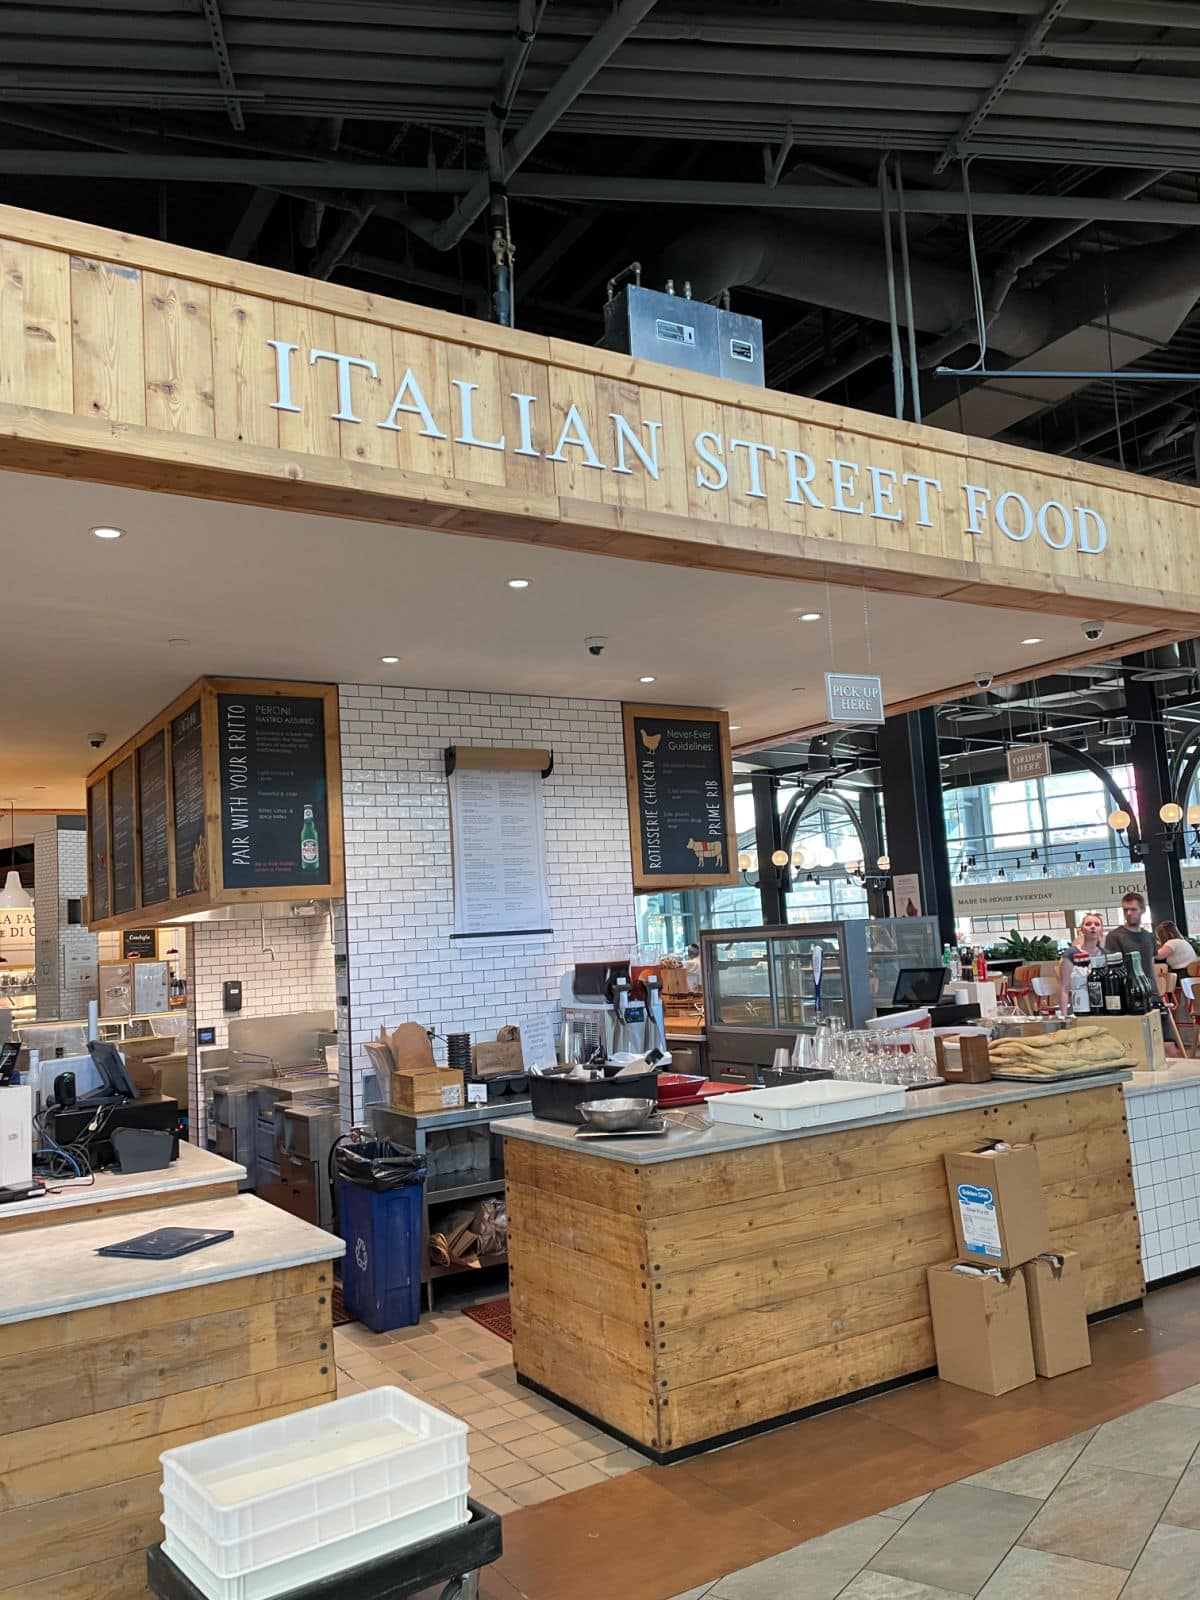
[147, 1501, 502, 1600]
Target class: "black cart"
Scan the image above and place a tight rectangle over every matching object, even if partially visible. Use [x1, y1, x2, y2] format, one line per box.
[147, 1501, 503, 1600]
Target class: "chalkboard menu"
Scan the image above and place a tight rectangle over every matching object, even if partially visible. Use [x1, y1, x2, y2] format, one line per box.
[218, 692, 330, 889]
[172, 701, 205, 895]
[138, 730, 169, 906]
[88, 779, 110, 922]
[622, 703, 738, 891]
[110, 755, 137, 914]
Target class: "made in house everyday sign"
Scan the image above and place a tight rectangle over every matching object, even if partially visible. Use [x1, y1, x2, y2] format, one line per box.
[265, 340, 1111, 557]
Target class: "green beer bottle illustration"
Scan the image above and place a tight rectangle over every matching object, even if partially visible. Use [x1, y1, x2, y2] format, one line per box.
[300, 804, 320, 872]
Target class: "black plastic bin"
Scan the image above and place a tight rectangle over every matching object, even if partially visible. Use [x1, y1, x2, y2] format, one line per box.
[529, 1067, 659, 1125]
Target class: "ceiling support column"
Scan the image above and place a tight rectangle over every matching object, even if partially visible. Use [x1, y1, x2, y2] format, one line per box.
[878, 708, 956, 946]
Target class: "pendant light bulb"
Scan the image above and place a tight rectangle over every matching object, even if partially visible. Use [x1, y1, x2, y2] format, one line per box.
[1188, 805, 1200, 827]
[0, 870, 31, 909]
[770, 849, 789, 868]
[876, 854, 891, 872]
[1160, 802, 1183, 825]
[1107, 809, 1131, 832]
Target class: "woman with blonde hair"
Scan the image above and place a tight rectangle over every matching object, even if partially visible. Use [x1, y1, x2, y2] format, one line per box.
[1059, 912, 1105, 1015]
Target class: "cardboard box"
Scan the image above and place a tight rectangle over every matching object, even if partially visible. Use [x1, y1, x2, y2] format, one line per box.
[944, 1142, 1051, 1269]
[119, 1034, 176, 1062]
[927, 1261, 1037, 1396]
[390, 1067, 465, 1115]
[1022, 1251, 1092, 1377]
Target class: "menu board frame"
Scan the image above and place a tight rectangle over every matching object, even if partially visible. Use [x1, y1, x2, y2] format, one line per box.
[87, 773, 111, 923]
[83, 675, 343, 930]
[137, 728, 170, 908]
[621, 701, 739, 893]
[109, 753, 138, 915]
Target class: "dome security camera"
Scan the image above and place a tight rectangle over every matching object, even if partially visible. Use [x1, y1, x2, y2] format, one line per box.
[973, 672, 994, 691]
[1082, 621, 1104, 642]
[585, 636, 608, 657]
[88, 732, 108, 749]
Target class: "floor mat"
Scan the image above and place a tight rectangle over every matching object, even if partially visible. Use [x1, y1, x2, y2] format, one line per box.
[462, 1295, 513, 1342]
[331, 1282, 353, 1327]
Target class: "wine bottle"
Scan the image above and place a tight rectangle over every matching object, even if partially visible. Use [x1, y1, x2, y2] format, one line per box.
[1128, 951, 1157, 1016]
[1102, 954, 1125, 1014]
[1086, 957, 1105, 1015]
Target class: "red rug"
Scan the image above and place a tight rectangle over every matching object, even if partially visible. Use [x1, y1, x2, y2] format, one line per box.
[462, 1296, 513, 1342]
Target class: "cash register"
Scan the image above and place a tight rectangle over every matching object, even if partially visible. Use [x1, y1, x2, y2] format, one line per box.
[875, 966, 983, 1027]
[43, 1040, 181, 1171]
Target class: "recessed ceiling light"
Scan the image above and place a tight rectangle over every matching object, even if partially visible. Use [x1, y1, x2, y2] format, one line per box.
[91, 525, 124, 540]
[730, 725, 741, 731]
[639, 675, 656, 684]
[1022, 637, 1042, 645]
[379, 655, 400, 664]
[507, 578, 530, 589]
[797, 612, 821, 622]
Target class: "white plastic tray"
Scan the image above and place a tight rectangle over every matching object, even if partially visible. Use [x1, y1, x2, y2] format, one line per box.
[704, 1079, 907, 1130]
[163, 1485, 468, 1600]
[160, 1387, 467, 1575]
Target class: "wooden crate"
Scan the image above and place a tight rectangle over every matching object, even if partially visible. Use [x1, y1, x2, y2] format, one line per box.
[505, 1082, 1141, 1458]
[0, 1262, 336, 1599]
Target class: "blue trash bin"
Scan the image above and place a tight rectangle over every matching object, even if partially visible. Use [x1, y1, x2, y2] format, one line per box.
[338, 1165, 426, 1332]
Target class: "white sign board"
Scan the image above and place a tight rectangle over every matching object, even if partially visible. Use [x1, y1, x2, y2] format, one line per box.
[449, 767, 553, 939]
[0, 905, 34, 966]
[951, 867, 1200, 918]
[1006, 744, 1052, 783]
[825, 672, 885, 725]
[893, 872, 923, 917]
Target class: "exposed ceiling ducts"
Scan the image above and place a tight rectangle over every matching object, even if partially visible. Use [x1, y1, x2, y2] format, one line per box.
[662, 216, 1200, 439]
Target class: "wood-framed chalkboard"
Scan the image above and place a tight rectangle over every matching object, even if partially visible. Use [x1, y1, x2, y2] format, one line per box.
[109, 754, 138, 915]
[137, 729, 170, 908]
[84, 675, 343, 931]
[87, 776, 111, 923]
[621, 702, 739, 892]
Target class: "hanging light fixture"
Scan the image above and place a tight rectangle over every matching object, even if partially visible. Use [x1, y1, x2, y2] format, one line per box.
[876, 854, 891, 872]
[770, 849, 789, 868]
[1189, 805, 1200, 827]
[0, 802, 32, 911]
[1160, 802, 1184, 825]
[1107, 808, 1131, 832]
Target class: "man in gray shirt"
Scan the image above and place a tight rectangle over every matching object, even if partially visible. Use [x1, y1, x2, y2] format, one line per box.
[1105, 891, 1157, 978]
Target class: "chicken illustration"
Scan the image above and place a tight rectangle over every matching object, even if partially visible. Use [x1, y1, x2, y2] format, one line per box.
[640, 730, 662, 753]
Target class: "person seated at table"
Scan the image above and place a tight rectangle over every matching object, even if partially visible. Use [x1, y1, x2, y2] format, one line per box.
[1156, 921, 1195, 986]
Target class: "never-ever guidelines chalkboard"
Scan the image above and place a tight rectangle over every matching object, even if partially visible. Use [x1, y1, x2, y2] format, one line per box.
[621, 703, 739, 892]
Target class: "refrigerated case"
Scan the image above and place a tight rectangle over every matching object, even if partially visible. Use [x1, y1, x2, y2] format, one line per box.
[700, 918, 940, 1083]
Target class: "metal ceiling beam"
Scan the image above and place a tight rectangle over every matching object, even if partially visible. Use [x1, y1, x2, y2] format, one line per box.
[0, 151, 474, 187]
[421, 0, 660, 251]
[197, 0, 244, 130]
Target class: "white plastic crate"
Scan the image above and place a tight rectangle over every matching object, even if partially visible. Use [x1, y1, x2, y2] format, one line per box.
[163, 1484, 467, 1600]
[704, 1079, 906, 1130]
[160, 1387, 467, 1575]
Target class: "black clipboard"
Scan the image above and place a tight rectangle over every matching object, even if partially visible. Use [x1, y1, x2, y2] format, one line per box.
[96, 1226, 234, 1260]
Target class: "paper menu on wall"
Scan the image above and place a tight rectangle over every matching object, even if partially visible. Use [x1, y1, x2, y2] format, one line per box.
[449, 766, 553, 938]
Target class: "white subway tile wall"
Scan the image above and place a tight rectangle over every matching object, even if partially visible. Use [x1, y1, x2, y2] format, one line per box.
[336, 685, 637, 1126]
[33, 825, 98, 1019]
[186, 915, 336, 1143]
[1128, 1085, 1200, 1283]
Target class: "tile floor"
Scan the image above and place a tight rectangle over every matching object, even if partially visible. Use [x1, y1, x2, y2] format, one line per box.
[333, 1306, 649, 1515]
[665, 1389, 1200, 1598]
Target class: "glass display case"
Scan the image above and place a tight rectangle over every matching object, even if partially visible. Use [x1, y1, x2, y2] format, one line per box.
[700, 918, 940, 1082]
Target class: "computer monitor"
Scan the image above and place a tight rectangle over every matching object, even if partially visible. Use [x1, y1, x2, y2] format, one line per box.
[83, 1040, 139, 1104]
[891, 967, 950, 1009]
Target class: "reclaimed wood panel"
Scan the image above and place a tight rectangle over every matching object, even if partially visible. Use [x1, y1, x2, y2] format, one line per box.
[0, 204, 1192, 647]
[0, 1176, 238, 1238]
[507, 1084, 1142, 1455]
[69, 254, 145, 423]
[0, 1265, 335, 1599]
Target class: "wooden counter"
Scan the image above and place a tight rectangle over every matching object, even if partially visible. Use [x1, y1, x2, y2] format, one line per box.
[0, 1193, 342, 1599]
[500, 1077, 1141, 1460]
[0, 1141, 243, 1234]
